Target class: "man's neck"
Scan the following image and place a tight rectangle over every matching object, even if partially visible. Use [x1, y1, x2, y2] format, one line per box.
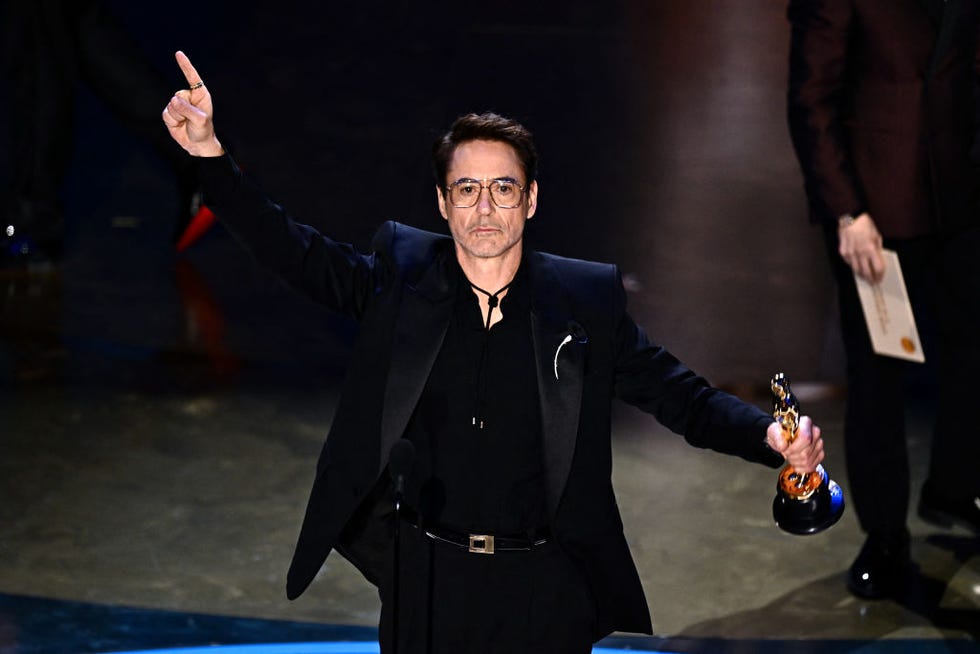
[455, 247, 522, 293]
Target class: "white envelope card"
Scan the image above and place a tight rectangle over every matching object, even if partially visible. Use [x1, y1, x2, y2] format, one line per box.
[854, 249, 925, 363]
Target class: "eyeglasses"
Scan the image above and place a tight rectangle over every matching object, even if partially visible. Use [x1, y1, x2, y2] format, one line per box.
[446, 177, 526, 209]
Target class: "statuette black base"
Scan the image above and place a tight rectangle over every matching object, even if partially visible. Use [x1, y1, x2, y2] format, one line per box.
[772, 466, 845, 535]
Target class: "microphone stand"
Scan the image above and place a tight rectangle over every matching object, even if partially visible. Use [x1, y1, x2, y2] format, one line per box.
[387, 439, 415, 654]
[392, 476, 404, 654]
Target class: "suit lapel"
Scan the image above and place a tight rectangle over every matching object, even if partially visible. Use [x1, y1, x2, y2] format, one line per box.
[379, 251, 455, 474]
[528, 252, 587, 518]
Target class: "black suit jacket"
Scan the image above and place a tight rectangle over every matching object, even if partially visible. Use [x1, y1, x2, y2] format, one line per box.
[787, 0, 980, 238]
[197, 153, 783, 639]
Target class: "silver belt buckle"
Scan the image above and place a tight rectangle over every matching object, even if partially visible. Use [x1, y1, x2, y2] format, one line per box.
[468, 534, 495, 554]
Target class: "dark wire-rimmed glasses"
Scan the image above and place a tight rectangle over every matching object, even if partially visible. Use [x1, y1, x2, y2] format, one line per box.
[446, 177, 527, 209]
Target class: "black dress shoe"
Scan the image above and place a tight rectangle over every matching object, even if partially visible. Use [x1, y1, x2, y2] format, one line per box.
[918, 479, 980, 534]
[847, 530, 910, 600]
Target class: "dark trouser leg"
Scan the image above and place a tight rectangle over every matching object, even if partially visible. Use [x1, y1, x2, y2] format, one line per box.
[380, 529, 595, 654]
[379, 525, 431, 654]
[930, 226, 980, 498]
[823, 225, 910, 535]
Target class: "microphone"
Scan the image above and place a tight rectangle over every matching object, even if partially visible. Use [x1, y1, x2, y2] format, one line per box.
[388, 439, 416, 509]
[567, 320, 588, 344]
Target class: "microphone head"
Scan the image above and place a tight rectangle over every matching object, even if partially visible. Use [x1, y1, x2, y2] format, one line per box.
[567, 320, 588, 343]
[388, 439, 416, 480]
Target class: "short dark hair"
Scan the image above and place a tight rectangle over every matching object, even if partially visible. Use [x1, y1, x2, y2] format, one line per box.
[432, 112, 538, 189]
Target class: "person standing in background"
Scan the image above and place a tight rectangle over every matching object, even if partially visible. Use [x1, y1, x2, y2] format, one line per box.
[787, 0, 980, 600]
[0, 0, 199, 268]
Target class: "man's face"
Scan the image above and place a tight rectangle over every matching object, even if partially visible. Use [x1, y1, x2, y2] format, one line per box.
[437, 139, 538, 263]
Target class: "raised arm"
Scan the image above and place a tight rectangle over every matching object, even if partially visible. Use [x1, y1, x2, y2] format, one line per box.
[159, 51, 382, 319]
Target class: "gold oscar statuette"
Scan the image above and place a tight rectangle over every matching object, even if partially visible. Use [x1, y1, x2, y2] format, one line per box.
[770, 373, 845, 535]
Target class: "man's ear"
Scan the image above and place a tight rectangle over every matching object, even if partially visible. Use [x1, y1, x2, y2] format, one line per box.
[436, 186, 448, 220]
[526, 181, 538, 219]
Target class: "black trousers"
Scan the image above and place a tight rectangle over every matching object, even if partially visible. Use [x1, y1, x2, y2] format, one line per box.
[379, 524, 596, 654]
[824, 224, 980, 535]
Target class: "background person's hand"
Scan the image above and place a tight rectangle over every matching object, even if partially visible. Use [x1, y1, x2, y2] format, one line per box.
[838, 212, 885, 283]
[161, 51, 223, 157]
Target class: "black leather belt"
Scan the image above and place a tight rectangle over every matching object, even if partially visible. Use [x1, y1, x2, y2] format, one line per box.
[404, 513, 549, 554]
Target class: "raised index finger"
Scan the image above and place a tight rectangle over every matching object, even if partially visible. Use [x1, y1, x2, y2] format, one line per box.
[175, 50, 203, 87]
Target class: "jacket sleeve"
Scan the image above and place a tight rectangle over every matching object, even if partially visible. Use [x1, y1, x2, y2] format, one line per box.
[611, 272, 782, 468]
[786, 0, 865, 223]
[195, 152, 384, 319]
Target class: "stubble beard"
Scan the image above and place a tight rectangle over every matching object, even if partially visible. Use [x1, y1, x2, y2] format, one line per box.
[454, 229, 523, 262]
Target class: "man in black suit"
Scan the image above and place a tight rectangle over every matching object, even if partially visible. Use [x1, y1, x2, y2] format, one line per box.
[787, 0, 980, 600]
[164, 51, 825, 652]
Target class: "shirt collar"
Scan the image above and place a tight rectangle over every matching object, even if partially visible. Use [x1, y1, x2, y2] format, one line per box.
[452, 249, 531, 319]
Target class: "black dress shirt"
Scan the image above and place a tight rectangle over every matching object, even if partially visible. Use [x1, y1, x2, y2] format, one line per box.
[404, 257, 547, 536]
